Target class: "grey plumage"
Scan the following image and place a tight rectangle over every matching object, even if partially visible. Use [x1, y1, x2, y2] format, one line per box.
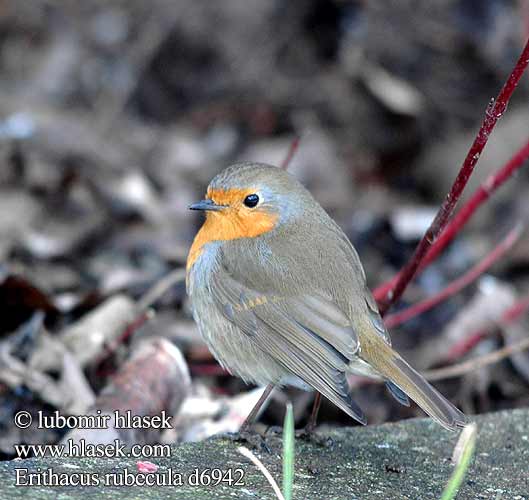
[187, 162, 467, 430]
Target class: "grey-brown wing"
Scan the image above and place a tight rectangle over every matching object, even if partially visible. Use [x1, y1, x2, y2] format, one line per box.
[210, 263, 366, 424]
[362, 290, 410, 405]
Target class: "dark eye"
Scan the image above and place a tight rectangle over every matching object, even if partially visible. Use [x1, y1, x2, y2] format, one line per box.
[243, 194, 259, 208]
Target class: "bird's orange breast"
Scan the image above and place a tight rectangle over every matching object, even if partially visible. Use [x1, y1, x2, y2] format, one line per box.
[186, 188, 278, 275]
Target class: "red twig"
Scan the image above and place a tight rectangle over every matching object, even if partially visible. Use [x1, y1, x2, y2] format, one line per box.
[384, 224, 522, 329]
[375, 39, 529, 315]
[280, 136, 300, 170]
[95, 310, 152, 367]
[419, 139, 529, 270]
[190, 363, 230, 377]
[425, 336, 529, 381]
[501, 293, 529, 322]
[444, 291, 529, 362]
[374, 137, 529, 304]
[444, 331, 491, 361]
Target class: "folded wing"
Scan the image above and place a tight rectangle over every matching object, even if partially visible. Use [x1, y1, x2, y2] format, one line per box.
[210, 262, 366, 424]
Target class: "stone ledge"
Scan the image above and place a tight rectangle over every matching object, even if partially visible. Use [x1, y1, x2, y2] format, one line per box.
[1, 408, 528, 499]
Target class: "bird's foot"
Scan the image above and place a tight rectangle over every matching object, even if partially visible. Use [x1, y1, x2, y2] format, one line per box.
[264, 425, 283, 437]
[221, 429, 271, 453]
[295, 426, 333, 447]
[261, 424, 333, 447]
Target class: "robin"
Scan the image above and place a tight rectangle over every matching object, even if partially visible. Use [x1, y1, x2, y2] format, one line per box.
[186, 162, 466, 433]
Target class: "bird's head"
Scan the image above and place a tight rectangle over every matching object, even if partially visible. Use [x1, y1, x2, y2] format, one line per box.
[186, 162, 314, 271]
[189, 162, 311, 237]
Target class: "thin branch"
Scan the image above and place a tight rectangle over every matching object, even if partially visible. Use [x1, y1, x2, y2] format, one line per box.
[137, 268, 186, 313]
[189, 363, 229, 376]
[280, 136, 300, 170]
[424, 336, 529, 381]
[375, 136, 529, 307]
[384, 224, 522, 329]
[94, 268, 186, 367]
[444, 291, 529, 362]
[94, 309, 154, 366]
[420, 138, 529, 271]
[501, 291, 529, 322]
[443, 331, 490, 362]
[375, 38, 529, 315]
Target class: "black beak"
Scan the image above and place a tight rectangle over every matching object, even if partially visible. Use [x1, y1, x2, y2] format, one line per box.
[188, 199, 226, 211]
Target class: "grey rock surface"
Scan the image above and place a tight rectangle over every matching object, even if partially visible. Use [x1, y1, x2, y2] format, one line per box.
[1, 408, 528, 499]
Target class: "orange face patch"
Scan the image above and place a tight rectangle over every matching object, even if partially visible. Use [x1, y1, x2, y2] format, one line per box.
[186, 187, 278, 273]
[206, 187, 254, 206]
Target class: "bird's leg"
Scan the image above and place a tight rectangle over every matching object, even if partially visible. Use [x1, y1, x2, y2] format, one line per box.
[306, 392, 322, 433]
[226, 384, 275, 452]
[296, 392, 332, 446]
[239, 383, 275, 433]
[296, 392, 321, 437]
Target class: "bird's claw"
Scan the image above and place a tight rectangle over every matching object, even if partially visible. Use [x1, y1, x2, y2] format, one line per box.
[295, 427, 333, 447]
[221, 429, 271, 453]
[264, 425, 283, 436]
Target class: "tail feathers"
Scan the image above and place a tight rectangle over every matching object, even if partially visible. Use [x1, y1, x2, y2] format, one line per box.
[386, 381, 410, 407]
[332, 393, 367, 425]
[360, 334, 467, 431]
[320, 373, 367, 425]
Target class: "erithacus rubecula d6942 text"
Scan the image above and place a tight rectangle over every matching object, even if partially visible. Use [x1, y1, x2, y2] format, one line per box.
[186, 162, 466, 431]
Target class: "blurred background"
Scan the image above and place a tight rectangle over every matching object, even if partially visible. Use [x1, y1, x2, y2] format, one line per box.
[1, 0, 529, 457]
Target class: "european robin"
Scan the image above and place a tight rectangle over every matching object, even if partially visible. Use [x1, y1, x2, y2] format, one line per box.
[186, 162, 466, 431]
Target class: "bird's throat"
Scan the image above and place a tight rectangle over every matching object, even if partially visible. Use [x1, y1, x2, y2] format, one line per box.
[186, 210, 278, 274]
